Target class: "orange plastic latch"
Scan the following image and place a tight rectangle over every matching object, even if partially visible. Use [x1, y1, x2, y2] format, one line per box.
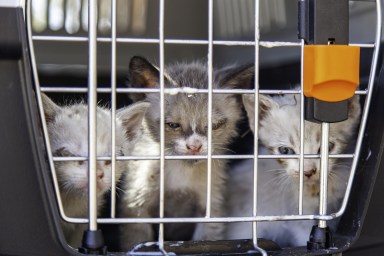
[303, 45, 360, 102]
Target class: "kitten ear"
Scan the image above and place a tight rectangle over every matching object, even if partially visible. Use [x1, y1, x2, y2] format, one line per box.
[221, 64, 254, 89]
[129, 56, 160, 89]
[117, 102, 150, 140]
[127, 56, 160, 102]
[242, 94, 256, 133]
[259, 94, 279, 120]
[242, 94, 279, 133]
[41, 93, 61, 123]
[128, 56, 176, 102]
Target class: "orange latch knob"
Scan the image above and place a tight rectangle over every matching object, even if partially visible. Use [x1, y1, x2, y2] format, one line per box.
[303, 45, 360, 102]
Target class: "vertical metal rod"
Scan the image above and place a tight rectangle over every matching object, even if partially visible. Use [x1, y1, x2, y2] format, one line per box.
[252, 0, 260, 242]
[110, 0, 117, 218]
[252, 1, 267, 256]
[206, 0, 214, 218]
[87, 0, 98, 232]
[158, 0, 166, 253]
[319, 122, 329, 228]
[299, 38, 305, 215]
[27, 0, 68, 222]
[336, 0, 382, 218]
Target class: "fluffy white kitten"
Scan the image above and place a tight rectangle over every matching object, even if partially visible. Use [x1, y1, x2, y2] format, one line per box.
[225, 91, 361, 247]
[42, 94, 148, 248]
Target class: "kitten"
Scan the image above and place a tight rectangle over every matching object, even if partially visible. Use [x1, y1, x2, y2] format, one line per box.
[225, 90, 361, 247]
[41, 93, 149, 248]
[119, 56, 254, 250]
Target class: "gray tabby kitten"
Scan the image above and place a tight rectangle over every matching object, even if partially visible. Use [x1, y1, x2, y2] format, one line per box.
[119, 56, 254, 250]
[42, 94, 149, 248]
[225, 91, 361, 247]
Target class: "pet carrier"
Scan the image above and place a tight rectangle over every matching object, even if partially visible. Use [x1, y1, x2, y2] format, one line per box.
[0, 0, 383, 255]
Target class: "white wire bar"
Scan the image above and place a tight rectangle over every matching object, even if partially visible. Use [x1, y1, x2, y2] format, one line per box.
[252, 0, 260, 246]
[39, 87, 369, 95]
[51, 153, 355, 162]
[319, 123, 330, 228]
[31, 35, 376, 48]
[206, 0, 214, 219]
[335, 0, 382, 218]
[298, 38, 305, 215]
[252, 0, 267, 255]
[87, 0, 98, 232]
[158, 0, 166, 253]
[110, 0, 117, 218]
[78, 153, 355, 163]
[27, 0, 70, 233]
[61, 213, 338, 225]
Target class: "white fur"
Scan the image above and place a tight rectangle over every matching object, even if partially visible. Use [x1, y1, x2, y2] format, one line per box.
[119, 120, 228, 250]
[225, 92, 361, 247]
[42, 94, 148, 248]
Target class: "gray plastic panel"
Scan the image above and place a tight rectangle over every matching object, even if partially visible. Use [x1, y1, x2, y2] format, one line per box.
[0, 7, 79, 256]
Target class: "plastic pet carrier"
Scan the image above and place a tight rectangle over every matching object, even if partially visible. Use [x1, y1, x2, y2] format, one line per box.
[0, 0, 383, 255]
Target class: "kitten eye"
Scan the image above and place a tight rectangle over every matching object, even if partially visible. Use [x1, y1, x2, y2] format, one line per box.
[54, 147, 72, 157]
[212, 118, 227, 130]
[278, 146, 295, 155]
[105, 160, 112, 166]
[317, 142, 335, 154]
[78, 161, 85, 165]
[166, 122, 181, 130]
[328, 142, 335, 152]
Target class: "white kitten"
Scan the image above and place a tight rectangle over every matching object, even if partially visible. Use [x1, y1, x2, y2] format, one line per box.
[119, 56, 254, 250]
[225, 91, 361, 247]
[42, 94, 148, 248]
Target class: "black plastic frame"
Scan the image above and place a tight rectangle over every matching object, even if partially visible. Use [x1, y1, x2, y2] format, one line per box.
[0, 7, 81, 256]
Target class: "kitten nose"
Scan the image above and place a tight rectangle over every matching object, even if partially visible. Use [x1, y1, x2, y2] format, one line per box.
[97, 170, 104, 180]
[304, 169, 316, 178]
[186, 144, 202, 153]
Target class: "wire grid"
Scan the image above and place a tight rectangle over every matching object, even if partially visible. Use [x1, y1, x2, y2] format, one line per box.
[26, 0, 382, 253]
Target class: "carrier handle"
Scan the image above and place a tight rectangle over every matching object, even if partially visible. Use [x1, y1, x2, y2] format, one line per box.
[299, 0, 360, 124]
[303, 45, 360, 102]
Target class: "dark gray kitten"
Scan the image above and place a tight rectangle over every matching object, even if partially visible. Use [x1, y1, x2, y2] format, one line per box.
[119, 56, 254, 250]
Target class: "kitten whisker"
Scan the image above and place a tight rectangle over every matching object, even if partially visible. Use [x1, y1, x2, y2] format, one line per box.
[263, 168, 286, 173]
[331, 163, 350, 169]
[109, 186, 126, 198]
[263, 172, 289, 189]
[212, 146, 236, 154]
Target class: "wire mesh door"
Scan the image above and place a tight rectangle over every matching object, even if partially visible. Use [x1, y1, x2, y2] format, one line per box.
[27, 0, 382, 255]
